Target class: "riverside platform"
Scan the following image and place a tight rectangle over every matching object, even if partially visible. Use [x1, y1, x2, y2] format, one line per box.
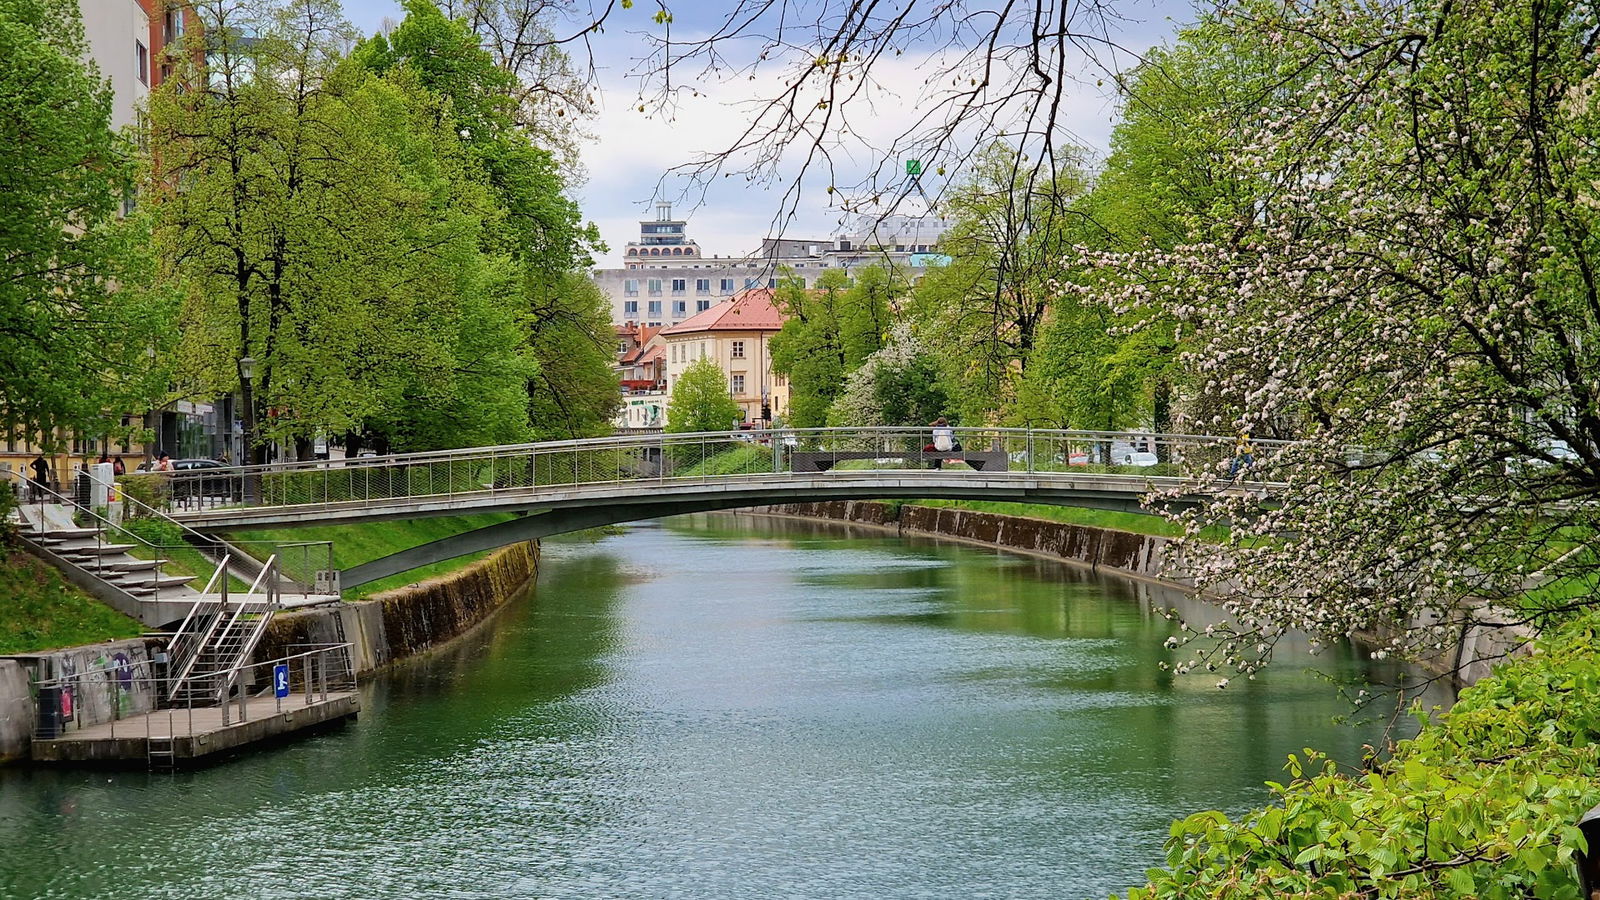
[31, 691, 359, 768]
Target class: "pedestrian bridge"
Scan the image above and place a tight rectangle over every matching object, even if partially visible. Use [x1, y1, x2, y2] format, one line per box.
[164, 428, 1277, 588]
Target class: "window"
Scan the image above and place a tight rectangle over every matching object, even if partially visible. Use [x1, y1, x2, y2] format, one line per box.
[730, 374, 746, 395]
[165, 9, 184, 43]
[648, 300, 661, 316]
[720, 278, 734, 293]
[648, 279, 662, 296]
[671, 278, 686, 295]
[136, 40, 149, 86]
[624, 300, 638, 316]
[731, 341, 746, 359]
[698, 342, 706, 358]
[744, 278, 759, 289]
[618, 341, 628, 354]
[895, 245, 905, 252]
[766, 278, 777, 289]
[648, 321, 661, 328]
[696, 278, 711, 294]
[624, 279, 639, 296]
[673, 300, 686, 316]
[696, 300, 711, 312]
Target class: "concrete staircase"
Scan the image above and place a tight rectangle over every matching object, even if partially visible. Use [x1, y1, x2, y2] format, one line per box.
[16, 504, 201, 604]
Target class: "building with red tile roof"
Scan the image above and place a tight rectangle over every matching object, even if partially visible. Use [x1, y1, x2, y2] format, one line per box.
[659, 289, 791, 426]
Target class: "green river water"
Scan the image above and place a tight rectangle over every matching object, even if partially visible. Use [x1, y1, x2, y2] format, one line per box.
[0, 513, 1441, 899]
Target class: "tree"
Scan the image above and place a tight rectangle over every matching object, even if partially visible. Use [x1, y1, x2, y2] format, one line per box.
[356, 0, 615, 440]
[1077, 0, 1600, 677]
[838, 265, 901, 368]
[828, 325, 948, 428]
[666, 357, 741, 433]
[0, 0, 171, 448]
[149, 0, 434, 460]
[769, 271, 849, 427]
[906, 144, 1088, 423]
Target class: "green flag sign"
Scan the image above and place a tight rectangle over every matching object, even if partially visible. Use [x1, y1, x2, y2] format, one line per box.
[906, 159, 922, 176]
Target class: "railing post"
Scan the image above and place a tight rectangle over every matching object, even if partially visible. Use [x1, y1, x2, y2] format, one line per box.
[1027, 430, 1035, 473]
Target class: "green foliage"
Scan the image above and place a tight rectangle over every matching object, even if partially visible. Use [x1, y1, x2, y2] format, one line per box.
[904, 144, 1089, 423]
[116, 474, 170, 515]
[1124, 617, 1600, 899]
[357, 0, 614, 442]
[667, 357, 743, 433]
[770, 270, 850, 427]
[148, 0, 612, 458]
[828, 325, 950, 427]
[229, 512, 513, 597]
[0, 0, 173, 448]
[0, 551, 142, 653]
[676, 445, 771, 477]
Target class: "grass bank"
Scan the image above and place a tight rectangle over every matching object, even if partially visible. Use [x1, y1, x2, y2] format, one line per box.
[228, 512, 516, 597]
[0, 549, 142, 654]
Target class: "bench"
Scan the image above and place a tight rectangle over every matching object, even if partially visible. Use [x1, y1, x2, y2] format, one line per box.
[789, 450, 1009, 473]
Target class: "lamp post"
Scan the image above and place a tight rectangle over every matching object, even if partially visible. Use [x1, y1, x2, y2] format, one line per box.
[238, 355, 256, 501]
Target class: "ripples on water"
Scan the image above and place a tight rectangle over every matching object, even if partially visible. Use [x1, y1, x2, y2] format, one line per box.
[0, 514, 1440, 899]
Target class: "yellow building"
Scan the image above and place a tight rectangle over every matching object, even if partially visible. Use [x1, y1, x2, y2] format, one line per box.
[660, 288, 790, 426]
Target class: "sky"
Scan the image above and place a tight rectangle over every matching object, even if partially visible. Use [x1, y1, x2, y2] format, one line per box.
[340, 0, 1196, 266]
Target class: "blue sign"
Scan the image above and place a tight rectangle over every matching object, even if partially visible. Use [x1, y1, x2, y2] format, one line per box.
[273, 663, 290, 698]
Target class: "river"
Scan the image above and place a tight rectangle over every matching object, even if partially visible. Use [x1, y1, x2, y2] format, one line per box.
[0, 513, 1438, 899]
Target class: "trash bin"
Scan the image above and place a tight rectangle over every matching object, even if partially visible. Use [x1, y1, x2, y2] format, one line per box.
[36, 686, 63, 739]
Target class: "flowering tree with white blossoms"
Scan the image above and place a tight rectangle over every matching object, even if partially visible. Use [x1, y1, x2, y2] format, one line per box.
[1075, 0, 1600, 680]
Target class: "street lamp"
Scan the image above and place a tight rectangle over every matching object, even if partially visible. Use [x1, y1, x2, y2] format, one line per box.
[237, 355, 257, 500]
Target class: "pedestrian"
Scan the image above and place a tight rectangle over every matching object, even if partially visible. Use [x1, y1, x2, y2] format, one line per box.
[924, 417, 962, 470]
[1229, 432, 1255, 480]
[154, 452, 174, 473]
[28, 454, 50, 500]
[112, 456, 125, 476]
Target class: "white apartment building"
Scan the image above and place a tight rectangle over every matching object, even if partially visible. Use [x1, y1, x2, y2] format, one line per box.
[593, 204, 953, 327]
[79, 0, 153, 131]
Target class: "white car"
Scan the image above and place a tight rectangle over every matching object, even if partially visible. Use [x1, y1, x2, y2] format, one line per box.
[1121, 451, 1159, 467]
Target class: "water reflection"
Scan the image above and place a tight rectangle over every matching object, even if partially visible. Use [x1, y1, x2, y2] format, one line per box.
[0, 513, 1444, 900]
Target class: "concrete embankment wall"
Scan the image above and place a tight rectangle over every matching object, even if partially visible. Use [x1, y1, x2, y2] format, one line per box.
[748, 500, 1190, 585]
[256, 541, 539, 677]
[0, 541, 539, 764]
[746, 500, 1518, 686]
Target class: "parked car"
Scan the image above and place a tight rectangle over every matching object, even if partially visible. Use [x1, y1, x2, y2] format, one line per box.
[1121, 451, 1159, 467]
[169, 458, 242, 502]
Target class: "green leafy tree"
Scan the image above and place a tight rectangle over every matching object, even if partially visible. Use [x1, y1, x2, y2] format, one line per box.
[838, 265, 901, 368]
[666, 357, 741, 433]
[828, 325, 948, 428]
[355, 0, 614, 439]
[769, 270, 849, 427]
[906, 144, 1088, 424]
[0, 0, 171, 448]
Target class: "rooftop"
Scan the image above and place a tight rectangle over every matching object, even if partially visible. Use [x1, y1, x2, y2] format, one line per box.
[660, 288, 786, 335]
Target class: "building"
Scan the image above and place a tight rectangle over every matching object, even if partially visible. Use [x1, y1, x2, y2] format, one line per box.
[592, 206, 952, 327]
[613, 323, 667, 430]
[659, 289, 789, 427]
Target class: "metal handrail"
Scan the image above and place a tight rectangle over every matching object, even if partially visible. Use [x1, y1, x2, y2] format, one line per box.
[156, 428, 1284, 522]
[151, 427, 1296, 479]
[2, 469, 202, 604]
[166, 555, 278, 701]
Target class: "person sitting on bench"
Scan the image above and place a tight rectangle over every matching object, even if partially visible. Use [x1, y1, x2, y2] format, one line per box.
[924, 417, 962, 469]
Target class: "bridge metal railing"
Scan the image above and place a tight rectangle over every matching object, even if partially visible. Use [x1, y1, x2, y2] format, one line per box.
[153, 428, 1292, 518]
